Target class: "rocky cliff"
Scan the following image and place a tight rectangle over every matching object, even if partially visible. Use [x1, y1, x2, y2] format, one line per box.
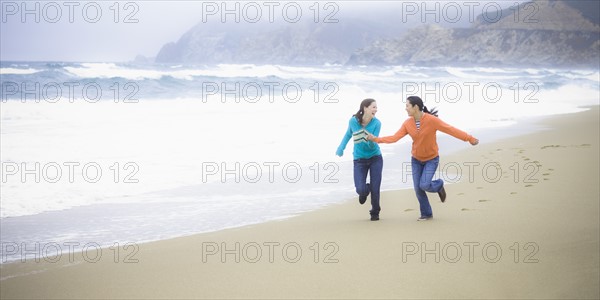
[154, 0, 599, 68]
[155, 20, 400, 65]
[347, 0, 600, 68]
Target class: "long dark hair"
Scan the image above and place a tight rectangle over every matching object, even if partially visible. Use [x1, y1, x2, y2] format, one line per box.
[354, 98, 376, 125]
[407, 96, 438, 117]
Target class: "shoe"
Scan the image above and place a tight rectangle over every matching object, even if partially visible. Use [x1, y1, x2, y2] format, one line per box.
[359, 195, 367, 205]
[358, 183, 370, 205]
[417, 216, 433, 221]
[438, 186, 446, 203]
[370, 215, 379, 221]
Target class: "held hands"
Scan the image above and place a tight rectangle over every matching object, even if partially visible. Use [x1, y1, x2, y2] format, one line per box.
[338, 133, 378, 157]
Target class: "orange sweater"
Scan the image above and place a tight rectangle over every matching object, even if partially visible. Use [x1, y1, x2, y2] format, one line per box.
[374, 113, 476, 162]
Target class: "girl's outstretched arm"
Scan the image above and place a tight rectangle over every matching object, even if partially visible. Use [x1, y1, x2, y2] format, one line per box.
[370, 123, 408, 144]
[336, 122, 353, 156]
[435, 117, 478, 145]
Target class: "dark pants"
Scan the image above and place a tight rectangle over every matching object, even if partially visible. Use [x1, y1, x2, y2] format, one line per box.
[353, 155, 383, 216]
[411, 156, 443, 218]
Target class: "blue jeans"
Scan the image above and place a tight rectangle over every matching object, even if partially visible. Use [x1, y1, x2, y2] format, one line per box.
[353, 155, 383, 216]
[411, 156, 443, 218]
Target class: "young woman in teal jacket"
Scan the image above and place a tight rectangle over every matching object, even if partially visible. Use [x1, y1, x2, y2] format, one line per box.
[337, 99, 383, 221]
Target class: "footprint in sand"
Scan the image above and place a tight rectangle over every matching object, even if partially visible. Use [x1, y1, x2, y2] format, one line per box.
[541, 145, 563, 149]
[404, 208, 414, 212]
[510, 192, 517, 195]
[478, 199, 491, 202]
[525, 184, 533, 187]
[457, 193, 465, 196]
[477, 187, 483, 190]
[461, 208, 474, 211]
[548, 168, 554, 171]
[542, 172, 551, 181]
[569, 144, 591, 148]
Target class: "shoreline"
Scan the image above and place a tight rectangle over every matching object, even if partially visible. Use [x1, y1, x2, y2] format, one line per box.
[1, 106, 598, 298]
[1, 106, 597, 266]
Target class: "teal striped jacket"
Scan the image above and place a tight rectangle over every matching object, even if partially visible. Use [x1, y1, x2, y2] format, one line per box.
[336, 116, 382, 159]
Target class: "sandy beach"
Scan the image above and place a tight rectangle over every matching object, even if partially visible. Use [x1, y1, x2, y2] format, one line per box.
[1, 107, 598, 299]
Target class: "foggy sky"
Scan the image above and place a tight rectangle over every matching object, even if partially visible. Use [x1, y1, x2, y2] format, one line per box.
[0, 1, 527, 62]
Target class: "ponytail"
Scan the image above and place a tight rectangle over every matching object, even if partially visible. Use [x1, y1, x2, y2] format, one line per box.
[407, 96, 439, 117]
[423, 105, 439, 117]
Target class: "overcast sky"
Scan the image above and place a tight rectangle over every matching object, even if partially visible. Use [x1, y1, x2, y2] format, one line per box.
[1, 1, 528, 62]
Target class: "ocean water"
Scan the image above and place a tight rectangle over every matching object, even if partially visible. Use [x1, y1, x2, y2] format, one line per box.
[1, 62, 598, 263]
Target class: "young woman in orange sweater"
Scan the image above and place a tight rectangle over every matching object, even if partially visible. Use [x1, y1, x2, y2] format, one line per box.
[367, 96, 478, 221]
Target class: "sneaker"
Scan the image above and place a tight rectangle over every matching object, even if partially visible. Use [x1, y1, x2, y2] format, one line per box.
[359, 195, 367, 205]
[370, 215, 379, 221]
[417, 216, 433, 221]
[358, 183, 370, 205]
[438, 186, 446, 203]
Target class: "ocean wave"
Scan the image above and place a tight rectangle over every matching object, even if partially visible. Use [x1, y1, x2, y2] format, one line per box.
[0, 68, 42, 75]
